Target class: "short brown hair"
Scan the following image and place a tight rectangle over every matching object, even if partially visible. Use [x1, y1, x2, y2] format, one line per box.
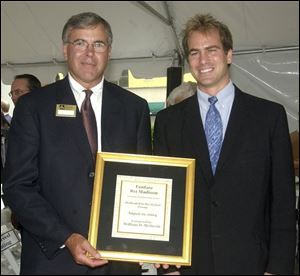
[182, 14, 233, 58]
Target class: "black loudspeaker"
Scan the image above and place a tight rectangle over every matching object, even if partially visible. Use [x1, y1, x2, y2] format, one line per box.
[166, 67, 182, 97]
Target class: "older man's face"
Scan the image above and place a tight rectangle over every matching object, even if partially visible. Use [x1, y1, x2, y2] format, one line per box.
[10, 78, 30, 105]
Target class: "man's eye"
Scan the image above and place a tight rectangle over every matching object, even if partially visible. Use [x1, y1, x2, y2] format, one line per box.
[189, 51, 198, 56]
[208, 48, 217, 52]
[94, 42, 105, 48]
[75, 40, 85, 46]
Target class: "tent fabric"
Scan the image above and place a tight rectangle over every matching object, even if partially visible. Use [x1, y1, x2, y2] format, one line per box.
[1, 1, 298, 80]
[231, 50, 298, 131]
[1, 1, 299, 131]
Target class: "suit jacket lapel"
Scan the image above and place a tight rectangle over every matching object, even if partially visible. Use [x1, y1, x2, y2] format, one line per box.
[55, 77, 94, 166]
[216, 88, 247, 172]
[184, 95, 213, 183]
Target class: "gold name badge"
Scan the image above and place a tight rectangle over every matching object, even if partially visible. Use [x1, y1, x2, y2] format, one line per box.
[56, 104, 77, 117]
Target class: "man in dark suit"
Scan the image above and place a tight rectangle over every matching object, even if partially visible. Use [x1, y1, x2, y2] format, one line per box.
[154, 14, 296, 275]
[3, 12, 151, 275]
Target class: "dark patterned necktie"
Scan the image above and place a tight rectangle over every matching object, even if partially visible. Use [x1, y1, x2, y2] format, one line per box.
[81, 90, 98, 159]
[205, 96, 223, 175]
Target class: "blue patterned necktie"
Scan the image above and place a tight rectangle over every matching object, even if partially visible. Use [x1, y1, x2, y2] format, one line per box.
[205, 96, 223, 174]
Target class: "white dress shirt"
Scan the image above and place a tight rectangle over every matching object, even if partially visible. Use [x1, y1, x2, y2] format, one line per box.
[68, 73, 103, 152]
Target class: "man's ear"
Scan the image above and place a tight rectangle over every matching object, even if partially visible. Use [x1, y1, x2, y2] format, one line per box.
[226, 49, 233, 65]
[63, 44, 68, 61]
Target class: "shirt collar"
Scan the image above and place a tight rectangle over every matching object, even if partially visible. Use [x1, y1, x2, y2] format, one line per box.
[68, 72, 104, 99]
[197, 80, 234, 109]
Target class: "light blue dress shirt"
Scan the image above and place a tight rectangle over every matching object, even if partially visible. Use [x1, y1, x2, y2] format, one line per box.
[197, 81, 235, 139]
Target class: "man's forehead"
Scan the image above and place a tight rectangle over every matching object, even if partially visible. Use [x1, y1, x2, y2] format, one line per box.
[12, 79, 28, 85]
[12, 78, 29, 88]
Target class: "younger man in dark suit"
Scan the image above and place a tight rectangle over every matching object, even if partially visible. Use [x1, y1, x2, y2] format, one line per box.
[154, 14, 296, 275]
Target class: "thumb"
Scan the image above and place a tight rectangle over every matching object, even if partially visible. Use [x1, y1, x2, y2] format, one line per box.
[82, 240, 101, 259]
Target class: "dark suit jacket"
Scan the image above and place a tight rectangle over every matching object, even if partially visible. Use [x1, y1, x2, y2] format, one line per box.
[3, 77, 151, 275]
[153, 86, 296, 275]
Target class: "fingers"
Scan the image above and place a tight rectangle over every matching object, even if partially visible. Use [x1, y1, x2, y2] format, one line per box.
[81, 239, 101, 259]
[81, 239, 108, 267]
[154, 263, 170, 269]
[65, 233, 108, 268]
[154, 263, 181, 274]
[79, 254, 108, 268]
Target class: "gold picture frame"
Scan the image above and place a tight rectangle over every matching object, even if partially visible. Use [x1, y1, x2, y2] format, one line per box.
[88, 152, 195, 265]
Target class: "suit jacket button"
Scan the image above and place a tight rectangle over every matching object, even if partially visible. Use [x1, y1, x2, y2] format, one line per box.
[89, 172, 95, 178]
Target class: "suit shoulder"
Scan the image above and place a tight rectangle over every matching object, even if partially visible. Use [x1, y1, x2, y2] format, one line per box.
[156, 95, 193, 121]
[104, 80, 148, 105]
[238, 88, 285, 113]
[16, 81, 58, 106]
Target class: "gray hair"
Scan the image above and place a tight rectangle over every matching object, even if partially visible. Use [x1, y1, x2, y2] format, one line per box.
[1, 100, 10, 113]
[62, 12, 113, 46]
[167, 82, 197, 106]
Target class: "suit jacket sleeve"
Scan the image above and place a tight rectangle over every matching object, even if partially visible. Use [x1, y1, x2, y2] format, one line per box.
[136, 100, 152, 155]
[266, 105, 296, 274]
[3, 96, 72, 259]
[153, 110, 170, 156]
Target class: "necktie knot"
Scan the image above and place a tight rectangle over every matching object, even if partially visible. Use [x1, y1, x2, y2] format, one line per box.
[83, 89, 93, 98]
[208, 96, 218, 105]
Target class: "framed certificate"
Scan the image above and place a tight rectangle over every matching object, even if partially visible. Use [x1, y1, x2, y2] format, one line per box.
[88, 152, 195, 265]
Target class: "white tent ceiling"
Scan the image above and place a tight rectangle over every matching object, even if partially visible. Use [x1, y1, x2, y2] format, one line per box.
[1, 1, 299, 80]
[1, 1, 299, 131]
